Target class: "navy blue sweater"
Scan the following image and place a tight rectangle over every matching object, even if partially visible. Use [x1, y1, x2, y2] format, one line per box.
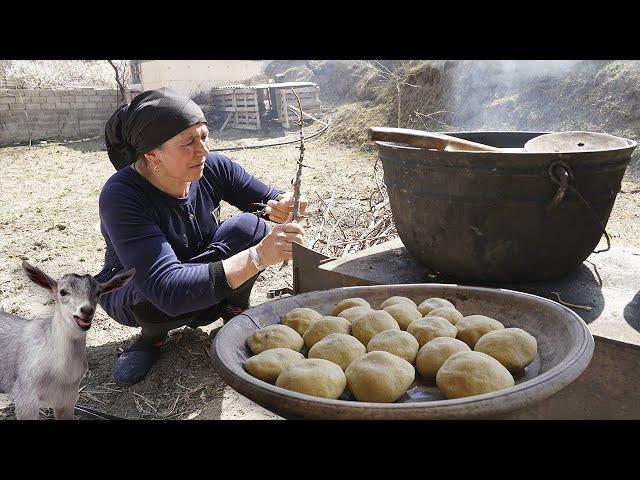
[96, 152, 283, 317]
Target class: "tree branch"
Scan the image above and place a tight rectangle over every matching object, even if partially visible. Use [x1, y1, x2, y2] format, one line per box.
[107, 60, 126, 102]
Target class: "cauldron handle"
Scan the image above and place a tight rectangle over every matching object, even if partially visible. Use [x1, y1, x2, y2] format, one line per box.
[547, 160, 611, 253]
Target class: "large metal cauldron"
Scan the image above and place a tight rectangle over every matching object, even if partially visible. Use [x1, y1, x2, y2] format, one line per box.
[375, 131, 636, 283]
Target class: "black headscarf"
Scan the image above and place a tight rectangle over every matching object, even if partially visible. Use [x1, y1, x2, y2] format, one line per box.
[104, 87, 207, 171]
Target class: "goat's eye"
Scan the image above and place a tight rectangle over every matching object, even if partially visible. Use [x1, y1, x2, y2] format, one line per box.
[60, 290, 69, 296]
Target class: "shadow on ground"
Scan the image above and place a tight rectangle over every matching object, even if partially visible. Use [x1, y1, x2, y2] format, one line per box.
[624, 290, 640, 333]
[485, 263, 605, 324]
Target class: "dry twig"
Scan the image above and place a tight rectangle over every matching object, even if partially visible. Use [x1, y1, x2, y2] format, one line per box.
[551, 292, 593, 311]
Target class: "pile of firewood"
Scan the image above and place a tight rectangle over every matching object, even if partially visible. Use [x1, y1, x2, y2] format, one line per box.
[310, 159, 397, 258]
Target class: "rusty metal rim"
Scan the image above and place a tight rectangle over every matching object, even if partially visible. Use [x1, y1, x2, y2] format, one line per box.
[376, 130, 637, 154]
[211, 284, 594, 418]
[379, 156, 632, 176]
[387, 192, 619, 207]
[378, 147, 635, 173]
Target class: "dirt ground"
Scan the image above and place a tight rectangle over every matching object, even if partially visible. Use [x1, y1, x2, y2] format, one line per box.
[1, 126, 639, 420]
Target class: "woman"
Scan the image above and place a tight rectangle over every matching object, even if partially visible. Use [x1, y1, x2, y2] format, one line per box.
[96, 88, 307, 386]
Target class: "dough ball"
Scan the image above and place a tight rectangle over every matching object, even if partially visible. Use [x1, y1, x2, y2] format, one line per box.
[276, 359, 347, 399]
[332, 298, 371, 316]
[383, 304, 423, 330]
[244, 348, 305, 384]
[379, 296, 417, 310]
[282, 307, 323, 336]
[308, 333, 367, 370]
[338, 305, 375, 324]
[367, 330, 420, 364]
[418, 297, 455, 316]
[456, 315, 505, 348]
[426, 306, 464, 326]
[351, 310, 400, 346]
[302, 316, 351, 348]
[415, 337, 471, 379]
[345, 351, 415, 403]
[247, 324, 304, 355]
[474, 328, 538, 372]
[407, 316, 458, 347]
[436, 351, 515, 399]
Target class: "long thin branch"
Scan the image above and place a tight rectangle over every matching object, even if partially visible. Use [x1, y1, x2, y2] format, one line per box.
[291, 88, 305, 221]
[107, 60, 126, 103]
[280, 88, 306, 270]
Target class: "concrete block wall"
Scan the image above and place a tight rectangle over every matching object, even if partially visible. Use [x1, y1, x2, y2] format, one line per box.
[0, 88, 121, 146]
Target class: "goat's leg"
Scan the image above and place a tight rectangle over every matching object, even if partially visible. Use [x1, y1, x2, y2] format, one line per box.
[54, 404, 75, 420]
[54, 390, 78, 420]
[14, 400, 41, 420]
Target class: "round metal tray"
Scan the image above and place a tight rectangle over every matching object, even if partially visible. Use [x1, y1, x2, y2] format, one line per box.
[210, 284, 594, 419]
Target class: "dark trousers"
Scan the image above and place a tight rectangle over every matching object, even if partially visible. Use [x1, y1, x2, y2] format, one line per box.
[99, 213, 269, 339]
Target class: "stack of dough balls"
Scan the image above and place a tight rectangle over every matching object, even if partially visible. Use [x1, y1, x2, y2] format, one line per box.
[242, 295, 539, 403]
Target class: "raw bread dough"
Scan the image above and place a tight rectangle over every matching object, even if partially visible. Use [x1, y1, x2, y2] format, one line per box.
[383, 304, 423, 330]
[436, 351, 515, 399]
[247, 324, 304, 355]
[474, 327, 537, 372]
[308, 333, 367, 370]
[276, 358, 347, 399]
[302, 316, 352, 348]
[244, 348, 305, 384]
[418, 297, 455, 316]
[407, 316, 458, 347]
[456, 315, 505, 348]
[345, 351, 415, 403]
[367, 329, 420, 364]
[415, 337, 471, 379]
[426, 306, 464, 326]
[332, 298, 371, 316]
[351, 310, 400, 346]
[282, 307, 323, 336]
[337, 305, 375, 324]
[380, 296, 417, 310]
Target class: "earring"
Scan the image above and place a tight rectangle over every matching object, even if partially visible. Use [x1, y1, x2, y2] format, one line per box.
[153, 165, 160, 174]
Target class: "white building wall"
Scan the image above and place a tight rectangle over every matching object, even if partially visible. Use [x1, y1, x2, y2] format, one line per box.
[139, 61, 263, 95]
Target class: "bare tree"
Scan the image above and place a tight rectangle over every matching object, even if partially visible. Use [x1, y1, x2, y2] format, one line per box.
[363, 60, 420, 128]
[107, 60, 130, 104]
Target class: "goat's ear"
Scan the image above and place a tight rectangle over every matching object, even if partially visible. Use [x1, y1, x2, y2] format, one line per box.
[22, 261, 58, 294]
[99, 268, 136, 295]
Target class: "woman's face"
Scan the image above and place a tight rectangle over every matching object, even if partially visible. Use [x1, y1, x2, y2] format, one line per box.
[146, 122, 211, 183]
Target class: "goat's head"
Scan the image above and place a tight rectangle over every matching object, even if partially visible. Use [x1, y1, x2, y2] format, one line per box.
[22, 262, 136, 334]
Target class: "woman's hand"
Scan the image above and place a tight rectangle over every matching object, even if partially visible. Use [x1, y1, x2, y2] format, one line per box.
[264, 192, 308, 224]
[255, 213, 305, 266]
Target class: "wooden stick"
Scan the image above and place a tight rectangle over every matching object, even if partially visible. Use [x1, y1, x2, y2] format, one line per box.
[220, 112, 233, 131]
[280, 88, 306, 271]
[551, 292, 593, 311]
[290, 89, 305, 222]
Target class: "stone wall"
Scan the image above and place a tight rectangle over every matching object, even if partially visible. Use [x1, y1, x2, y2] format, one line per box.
[0, 88, 121, 146]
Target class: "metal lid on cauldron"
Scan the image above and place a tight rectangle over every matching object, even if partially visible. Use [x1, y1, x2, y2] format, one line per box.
[524, 131, 629, 153]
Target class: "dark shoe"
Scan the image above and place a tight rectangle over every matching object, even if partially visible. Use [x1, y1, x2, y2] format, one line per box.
[112, 335, 166, 386]
[221, 304, 247, 324]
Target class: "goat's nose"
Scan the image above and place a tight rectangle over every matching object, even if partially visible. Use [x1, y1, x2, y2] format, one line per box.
[80, 306, 94, 317]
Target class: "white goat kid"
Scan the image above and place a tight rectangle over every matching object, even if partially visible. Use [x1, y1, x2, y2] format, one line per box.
[0, 261, 135, 420]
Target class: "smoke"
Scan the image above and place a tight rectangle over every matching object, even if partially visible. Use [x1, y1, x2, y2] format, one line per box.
[443, 60, 595, 131]
[479, 60, 583, 84]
